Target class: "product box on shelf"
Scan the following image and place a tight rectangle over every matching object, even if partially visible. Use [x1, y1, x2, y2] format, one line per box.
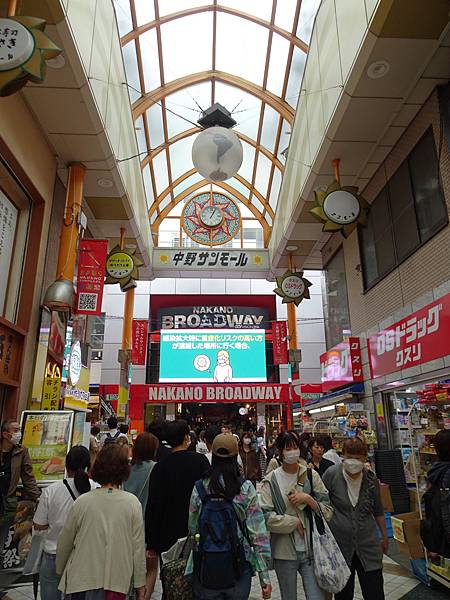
[391, 511, 424, 559]
[380, 483, 394, 513]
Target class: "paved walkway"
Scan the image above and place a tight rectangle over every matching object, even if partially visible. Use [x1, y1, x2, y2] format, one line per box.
[2, 555, 421, 600]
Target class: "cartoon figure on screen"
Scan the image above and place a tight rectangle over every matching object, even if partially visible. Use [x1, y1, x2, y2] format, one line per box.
[213, 350, 233, 382]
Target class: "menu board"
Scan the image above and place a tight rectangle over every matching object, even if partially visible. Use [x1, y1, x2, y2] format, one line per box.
[0, 190, 18, 315]
[20, 411, 74, 483]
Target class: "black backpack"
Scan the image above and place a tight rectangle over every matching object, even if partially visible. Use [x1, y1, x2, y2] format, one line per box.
[104, 431, 121, 445]
[193, 480, 250, 590]
[420, 468, 450, 558]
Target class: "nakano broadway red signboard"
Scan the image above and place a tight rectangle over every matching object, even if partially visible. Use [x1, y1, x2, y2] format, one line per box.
[320, 337, 363, 392]
[369, 292, 450, 378]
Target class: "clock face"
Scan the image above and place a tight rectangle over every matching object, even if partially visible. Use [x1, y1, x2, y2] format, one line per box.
[106, 252, 134, 279]
[200, 205, 223, 228]
[182, 191, 241, 246]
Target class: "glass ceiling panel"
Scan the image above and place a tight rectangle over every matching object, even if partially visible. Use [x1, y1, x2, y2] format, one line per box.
[173, 172, 203, 198]
[254, 153, 272, 198]
[285, 47, 306, 108]
[216, 13, 269, 86]
[157, 0, 208, 18]
[167, 202, 184, 217]
[152, 151, 169, 197]
[278, 119, 292, 156]
[260, 105, 280, 154]
[165, 83, 211, 138]
[239, 144, 256, 183]
[275, 0, 298, 33]
[122, 40, 141, 102]
[159, 195, 172, 213]
[114, 0, 132, 37]
[142, 164, 154, 207]
[140, 29, 161, 92]
[170, 137, 196, 181]
[161, 13, 213, 83]
[239, 206, 254, 219]
[266, 34, 291, 98]
[220, 0, 274, 21]
[297, 0, 321, 44]
[134, 0, 155, 25]
[134, 116, 147, 156]
[146, 103, 165, 148]
[251, 196, 265, 214]
[269, 168, 282, 210]
[228, 177, 250, 200]
[214, 82, 261, 141]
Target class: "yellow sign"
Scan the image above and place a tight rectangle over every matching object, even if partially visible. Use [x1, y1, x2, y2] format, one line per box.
[104, 245, 144, 291]
[64, 366, 90, 411]
[42, 377, 61, 411]
[376, 402, 385, 419]
[117, 385, 128, 419]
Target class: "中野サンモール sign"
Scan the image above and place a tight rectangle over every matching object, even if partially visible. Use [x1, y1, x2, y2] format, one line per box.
[154, 248, 269, 271]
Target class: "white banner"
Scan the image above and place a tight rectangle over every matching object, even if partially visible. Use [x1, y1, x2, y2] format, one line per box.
[153, 248, 270, 271]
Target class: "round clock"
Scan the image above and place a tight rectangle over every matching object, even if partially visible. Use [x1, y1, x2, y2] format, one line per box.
[182, 191, 241, 246]
[106, 252, 134, 279]
[200, 205, 224, 228]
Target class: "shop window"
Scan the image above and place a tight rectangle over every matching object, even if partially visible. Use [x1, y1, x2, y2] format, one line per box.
[359, 128, 448, 290]
[322, 248, 351, 348]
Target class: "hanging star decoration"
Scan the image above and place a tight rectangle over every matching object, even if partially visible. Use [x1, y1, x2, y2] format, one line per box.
[310, 180, 369, 238]
[182, 191, 241, 246]
[274, 270, 312, 306]
[105, 246, 144, 292]
[0, 16, 62, 97]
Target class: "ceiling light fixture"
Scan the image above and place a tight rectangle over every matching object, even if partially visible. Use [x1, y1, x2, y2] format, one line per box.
[366, 60, 390, 79]
[97, 177, 113, 188]
[192, 103, 243, 182]
[286, 245, 298, 252]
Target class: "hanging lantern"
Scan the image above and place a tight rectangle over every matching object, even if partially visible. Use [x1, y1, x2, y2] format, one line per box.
[191, 104, 243, 182]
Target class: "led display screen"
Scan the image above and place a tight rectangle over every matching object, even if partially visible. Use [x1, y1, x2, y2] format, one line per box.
[159, 328, 267, 383]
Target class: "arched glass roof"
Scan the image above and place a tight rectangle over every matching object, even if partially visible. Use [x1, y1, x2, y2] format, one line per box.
[116, 0, 320, 246]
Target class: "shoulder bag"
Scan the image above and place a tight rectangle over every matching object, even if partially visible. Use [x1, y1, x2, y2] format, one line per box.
[306, 469, 351, 593]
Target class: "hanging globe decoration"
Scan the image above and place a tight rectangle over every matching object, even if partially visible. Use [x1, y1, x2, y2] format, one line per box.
[192, 125, 243, 182]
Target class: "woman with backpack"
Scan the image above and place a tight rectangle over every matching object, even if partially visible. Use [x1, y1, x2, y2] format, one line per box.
[187, 433, 272, 600]
[260, 431, 333, 600]
[33, 446, 97, 600]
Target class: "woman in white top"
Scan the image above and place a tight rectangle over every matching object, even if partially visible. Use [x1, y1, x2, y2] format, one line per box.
[56, 444, 146, 600]
[33, 446, 97, 600]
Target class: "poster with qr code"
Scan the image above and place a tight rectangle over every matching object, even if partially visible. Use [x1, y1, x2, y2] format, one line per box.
[75, 239, 108, 315]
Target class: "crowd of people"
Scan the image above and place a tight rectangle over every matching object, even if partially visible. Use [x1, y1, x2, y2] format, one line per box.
[1, 415, 450, 600]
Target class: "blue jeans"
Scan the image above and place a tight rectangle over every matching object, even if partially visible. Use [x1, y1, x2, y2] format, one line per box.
[40, 552, 61, 600]
[274, 552, 324, 600]
[194, 566, 252, 600]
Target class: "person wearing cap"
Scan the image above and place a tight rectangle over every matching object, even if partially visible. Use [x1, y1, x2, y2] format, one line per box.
[187, 433, 272, 600]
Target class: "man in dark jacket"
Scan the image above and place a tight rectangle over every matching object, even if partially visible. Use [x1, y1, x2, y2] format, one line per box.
[0, 419, 40, 551]
[145, 419, 209, 554]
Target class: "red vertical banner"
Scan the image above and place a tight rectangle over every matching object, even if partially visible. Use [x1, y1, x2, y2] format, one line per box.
[76, 239, 108, 315]
[272, 321, 288, 365]
[132, 320, 149, 366]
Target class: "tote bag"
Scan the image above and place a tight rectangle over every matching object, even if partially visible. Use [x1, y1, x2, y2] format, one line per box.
[307, 470, 351, 593]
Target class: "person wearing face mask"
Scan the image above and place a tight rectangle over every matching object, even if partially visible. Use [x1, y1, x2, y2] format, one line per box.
[239, 432, 261, 487]
[145, 419, 209, 558]
[260, 431, 333, 600]
[0, 419, 40, 553]
[322, 438, 388, 600]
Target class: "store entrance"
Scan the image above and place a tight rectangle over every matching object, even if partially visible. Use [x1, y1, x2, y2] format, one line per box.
[177, 403, 256, 433]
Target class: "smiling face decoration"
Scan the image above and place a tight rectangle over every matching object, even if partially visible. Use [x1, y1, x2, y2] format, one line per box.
[310, 180, 368, 238]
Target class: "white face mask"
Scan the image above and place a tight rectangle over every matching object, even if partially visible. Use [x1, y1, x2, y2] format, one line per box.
[243, 438, 251, 445]
[283, 449, 300, 464]
[344, 458, 364, 475]
[10, 432, 22, 446]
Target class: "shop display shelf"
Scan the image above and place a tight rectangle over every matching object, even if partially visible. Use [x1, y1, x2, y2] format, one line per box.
[419, 448, 437, 455]
[427, 566, 450, 590]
